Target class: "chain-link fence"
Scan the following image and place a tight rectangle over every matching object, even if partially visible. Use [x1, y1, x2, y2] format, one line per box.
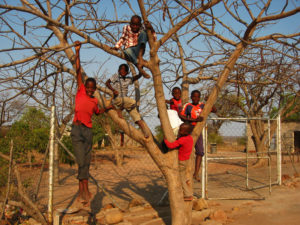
[196, 117, 281, 200]
[33, 114, 290, 215]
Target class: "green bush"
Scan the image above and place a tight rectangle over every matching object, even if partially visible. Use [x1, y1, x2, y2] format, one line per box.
[208, 133, 223, 144]
[0, 159, 8, 188]
[59, 135, 75, 166]
[155, 126, 164, 142]
[5, 107, 49, 159]
[237, 136, 247, 145]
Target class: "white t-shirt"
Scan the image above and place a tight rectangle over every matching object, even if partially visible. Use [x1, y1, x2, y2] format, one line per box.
[167, 109, 183, 129]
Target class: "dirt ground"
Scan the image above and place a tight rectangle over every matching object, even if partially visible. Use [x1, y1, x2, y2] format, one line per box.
[6, 147, 300, 224]
[207, 175, 300, 225]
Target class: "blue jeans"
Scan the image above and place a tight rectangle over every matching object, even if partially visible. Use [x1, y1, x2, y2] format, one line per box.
[123, 30, 148, 65]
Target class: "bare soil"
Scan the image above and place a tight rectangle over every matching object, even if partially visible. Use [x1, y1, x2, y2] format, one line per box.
[9, 147, 300, 224]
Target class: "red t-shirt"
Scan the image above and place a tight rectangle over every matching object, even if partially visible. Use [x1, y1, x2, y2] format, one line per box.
[164, 135, 193, 161]
[73, 84, 100, 128]
[170, 98, 182, 113]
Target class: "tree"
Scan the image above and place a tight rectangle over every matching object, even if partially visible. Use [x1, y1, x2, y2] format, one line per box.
[0, 95, 25, 127]
[3, 107, 49, 162]
[0, 1, 299, 224]
[227, 47, 300, 165]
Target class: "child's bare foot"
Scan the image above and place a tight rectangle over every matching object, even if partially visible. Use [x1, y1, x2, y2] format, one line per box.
[193, 175, 201, 182]
[76, 195, 86, 203]
[137, 59, 151, 79]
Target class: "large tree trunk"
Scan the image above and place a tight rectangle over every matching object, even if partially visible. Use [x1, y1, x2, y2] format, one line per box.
[249, 120, 269, 167]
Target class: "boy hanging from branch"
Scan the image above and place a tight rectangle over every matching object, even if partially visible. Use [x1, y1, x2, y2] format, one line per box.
[71, 41, 113, 205]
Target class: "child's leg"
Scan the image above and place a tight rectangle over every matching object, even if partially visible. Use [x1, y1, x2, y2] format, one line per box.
[81, 130, 92, 202]
[179, 160, 193, 199]
[136, 31, 151, 78]
[123, 31, 151, 79]
[194, 134, 204, 181]
[113, 97, 149, 138]
[71, 125, 91, 203]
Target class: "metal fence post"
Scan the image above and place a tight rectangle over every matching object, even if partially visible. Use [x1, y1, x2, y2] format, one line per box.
[48, 106, 55, 224]
[277, 115, 282, 185]
[246, 119, 249, 189]
[201, 124, 206, 199]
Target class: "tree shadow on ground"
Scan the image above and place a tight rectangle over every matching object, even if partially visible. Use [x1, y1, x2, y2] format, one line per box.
[87, 190, 105, 225]
[96, 171, 171, 224]
[59, 166, 77, 184]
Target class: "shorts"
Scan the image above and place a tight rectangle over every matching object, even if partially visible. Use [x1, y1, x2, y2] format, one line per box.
[195, 134, 204, 156]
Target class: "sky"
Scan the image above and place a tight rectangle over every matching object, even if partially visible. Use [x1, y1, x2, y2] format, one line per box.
[0, 0, 299, 134]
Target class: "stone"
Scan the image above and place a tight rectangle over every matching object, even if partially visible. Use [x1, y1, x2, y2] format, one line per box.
[128, 198, 144, 208]
[200, 219, 222, 225]
[27, 218, 42, 225]
[105, 211, 124, 224]
[210, 209, 227, 222]
[192, 209, 211, 221]
[139, 218, 164, 225]
[232, 207, 239, 212]
[282, 174, 291, 181]
[129, 206, 146, 213]
[68, 215, 88, 224]
[208, 201, 220, 207]
[193, 198, 209, 211]
[103, 203, 115, 210]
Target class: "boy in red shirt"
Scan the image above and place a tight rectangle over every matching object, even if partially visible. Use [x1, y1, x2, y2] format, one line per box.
[180, 90, 216, 182]
[71, 41, 112, 205]
[166, 87, 182, 113]
[164, 122, 194, 201]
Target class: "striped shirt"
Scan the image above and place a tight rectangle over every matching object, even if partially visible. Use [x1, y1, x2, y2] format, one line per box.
[115, 25, 157, 49]
[110, 73, 133, 97]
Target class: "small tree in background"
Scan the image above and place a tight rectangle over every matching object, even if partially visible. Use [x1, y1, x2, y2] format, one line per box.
[4, 107, 49, 162]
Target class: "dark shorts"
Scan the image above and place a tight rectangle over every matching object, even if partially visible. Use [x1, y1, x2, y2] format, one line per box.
[71, 124, 93, 180]
[195, 134, 204, 156]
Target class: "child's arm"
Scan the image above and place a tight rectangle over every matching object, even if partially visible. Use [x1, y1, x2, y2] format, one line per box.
[164, 138, 181, 150]
[165, 99, 171, 104]
[179, 104, 203, 123]
[105, 79, 119, 98]
[204, 96, 217, 113]
[74, 41, 83, 87]
[144, 21, 156, 40]
[114, 25, 127, 49]
[97, 105, 115, 114]
[179, 114, 203, 123]
[132, 73, 142, 82]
